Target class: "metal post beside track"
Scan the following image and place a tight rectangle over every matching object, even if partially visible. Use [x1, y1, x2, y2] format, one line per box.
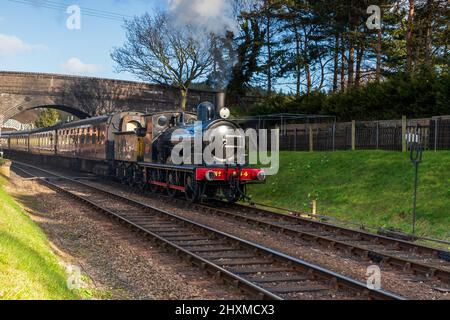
[410, 143, 423, 236]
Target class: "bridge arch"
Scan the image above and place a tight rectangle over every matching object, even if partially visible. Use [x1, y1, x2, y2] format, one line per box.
[1, 95, 90, 122]
[28, 105, 90, 119]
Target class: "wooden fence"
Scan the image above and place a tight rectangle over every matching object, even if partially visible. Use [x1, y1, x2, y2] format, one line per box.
[262, 117, 450, 152]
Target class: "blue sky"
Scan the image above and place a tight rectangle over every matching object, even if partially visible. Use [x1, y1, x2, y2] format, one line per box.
[0, 0, 167, 81]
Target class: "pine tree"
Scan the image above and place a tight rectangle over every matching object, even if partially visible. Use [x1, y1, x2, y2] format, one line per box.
[227, 0, 449, 99]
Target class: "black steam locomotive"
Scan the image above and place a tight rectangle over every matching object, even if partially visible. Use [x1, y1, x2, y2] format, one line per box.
[1, 98, 266, 202]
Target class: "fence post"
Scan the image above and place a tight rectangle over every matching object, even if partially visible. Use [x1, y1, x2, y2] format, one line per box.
[317, 128, 320, 151]
[351, 120, 356, 151]
[376, 122, 379, 150]
[402, 115, 407, 152]
[332, 121, 336, 151]
[294, 128, 297, 151]
[309, 124, 314, 152]
[434, 118, 439, 152]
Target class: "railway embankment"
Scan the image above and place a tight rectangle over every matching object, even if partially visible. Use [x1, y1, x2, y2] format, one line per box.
[248, 151, 450, 241]
[0, 159, 12, 177]
[0, 175, 78, 300]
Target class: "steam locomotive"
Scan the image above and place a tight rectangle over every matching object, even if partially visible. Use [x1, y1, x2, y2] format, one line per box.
[1, 97, 266, 202]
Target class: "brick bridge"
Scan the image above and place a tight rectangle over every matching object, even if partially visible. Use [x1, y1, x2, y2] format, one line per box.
[0, 71, 216, 122]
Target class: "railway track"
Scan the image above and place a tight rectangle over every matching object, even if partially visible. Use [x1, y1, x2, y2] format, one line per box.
[98, 175, 450, 285]
[199, 201, 450, 283]
[11, 161, 403, 300]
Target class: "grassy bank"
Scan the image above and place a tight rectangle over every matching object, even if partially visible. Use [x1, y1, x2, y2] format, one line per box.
[248, 151, 450, 240]
[0, 176, 78, 300]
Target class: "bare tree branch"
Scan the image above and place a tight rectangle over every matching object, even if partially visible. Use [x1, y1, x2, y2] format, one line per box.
[111, 12, 214, 110]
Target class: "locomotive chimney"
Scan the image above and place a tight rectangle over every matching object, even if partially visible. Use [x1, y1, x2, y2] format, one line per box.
[216, 92, 226, 111]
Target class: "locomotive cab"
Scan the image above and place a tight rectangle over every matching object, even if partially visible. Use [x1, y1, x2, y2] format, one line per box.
[113, 113, 146, 163]
[141, 111, 198, 163]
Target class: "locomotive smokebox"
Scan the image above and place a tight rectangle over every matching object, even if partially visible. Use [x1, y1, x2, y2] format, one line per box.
[215, 92, 226, 111]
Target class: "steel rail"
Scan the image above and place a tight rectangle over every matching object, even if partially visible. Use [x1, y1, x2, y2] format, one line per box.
[229, 202, 449, 258]
[192, 201, 450, 283]
[94, 177, 449, 283]
[95, 177, 450, 283]
[11, 161, 403, 300]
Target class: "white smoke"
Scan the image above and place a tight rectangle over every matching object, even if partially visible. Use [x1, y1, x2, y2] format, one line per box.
[166, 0, 240, 90]
[167, 0, 238, 37]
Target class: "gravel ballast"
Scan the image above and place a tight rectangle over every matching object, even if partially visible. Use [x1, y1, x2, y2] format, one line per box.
[6, 171, 245, 300]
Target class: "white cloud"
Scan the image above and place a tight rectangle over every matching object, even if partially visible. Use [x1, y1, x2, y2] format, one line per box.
[0, 34, 47, 57]
[61, 57, 100, 75]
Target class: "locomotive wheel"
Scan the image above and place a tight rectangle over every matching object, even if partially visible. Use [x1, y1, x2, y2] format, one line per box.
[185, 174, 199, 202]
[117, 163, 123, 183]
[114, 163, 121, 181]
[120, 163, 128, 185]
[203, 185, 218, 200]
[167, 172, 178, 198]
[148, 170, 159, 194]
[223, 187, 240, 204]
[149, 183, 158, 194]
[134, 165, 146, 190]
[126, 165, 135, 186]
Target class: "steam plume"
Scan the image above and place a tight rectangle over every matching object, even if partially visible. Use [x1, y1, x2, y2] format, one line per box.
[167, 0, 237, 37]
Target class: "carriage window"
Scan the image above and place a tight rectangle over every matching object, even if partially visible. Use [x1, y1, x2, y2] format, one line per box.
[126, 121, 141, 132]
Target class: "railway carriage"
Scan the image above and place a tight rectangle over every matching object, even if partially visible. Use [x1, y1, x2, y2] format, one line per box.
[29, 129, 56, 155]
[8, 132, 29, 152]
[2, 99, 266, 202]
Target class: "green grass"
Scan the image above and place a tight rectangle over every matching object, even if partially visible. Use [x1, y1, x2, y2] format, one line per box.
[0, 176, 79, 300]
[248, 151, 450, 240]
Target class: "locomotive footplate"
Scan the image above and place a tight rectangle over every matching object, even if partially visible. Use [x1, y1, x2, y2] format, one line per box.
[138, 162, 265, 183]
[137, 162, 266, 203]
